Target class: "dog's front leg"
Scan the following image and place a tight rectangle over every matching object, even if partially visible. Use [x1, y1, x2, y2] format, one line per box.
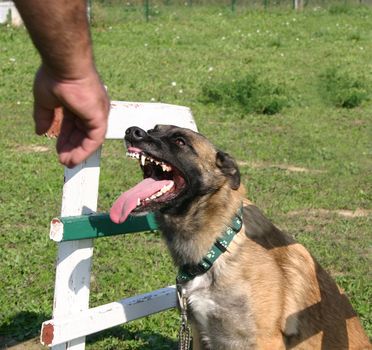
[192, 324, 207, 350]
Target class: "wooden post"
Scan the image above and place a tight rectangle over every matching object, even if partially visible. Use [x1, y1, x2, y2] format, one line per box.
[51, 150, 101, 350]
[293, 0, 304, 10]
[144, 0, 149, 22]
[231, 0, 237, 12]
[87, 0, 92, 21]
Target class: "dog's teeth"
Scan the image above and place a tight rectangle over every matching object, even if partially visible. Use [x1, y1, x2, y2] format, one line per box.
[126, 152, 141, 160]
[161, 164, 171, 172]
[166, 182, 174, 190]
[137, 198, 141, 206]
[161, 182, 174, 193]
[144, 182, 175, 201]
[135, 153, 172, 171]
[140, 154, 146, 166]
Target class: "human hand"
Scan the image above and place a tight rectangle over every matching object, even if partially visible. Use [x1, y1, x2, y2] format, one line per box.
[33, 64, 110, 168]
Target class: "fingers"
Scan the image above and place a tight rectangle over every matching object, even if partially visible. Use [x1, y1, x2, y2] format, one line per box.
[58, 137, 100, 168]
[33, 66, 58, 135]
[56, 111, 103, 168]
[33, 103, 54, 135]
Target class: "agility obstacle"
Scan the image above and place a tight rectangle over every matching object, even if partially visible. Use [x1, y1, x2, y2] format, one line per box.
[40, 101, 197, 349]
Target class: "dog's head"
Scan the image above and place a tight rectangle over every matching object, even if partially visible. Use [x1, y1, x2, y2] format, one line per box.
[110, 125, 240, 224]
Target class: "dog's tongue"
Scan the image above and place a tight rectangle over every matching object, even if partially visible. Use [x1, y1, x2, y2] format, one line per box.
[110, 178, 173, 224]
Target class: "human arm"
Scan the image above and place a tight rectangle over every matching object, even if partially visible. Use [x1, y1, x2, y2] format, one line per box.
[14, 0, 110, 167]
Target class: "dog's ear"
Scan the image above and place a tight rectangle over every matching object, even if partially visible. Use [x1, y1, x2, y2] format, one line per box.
[216, 151, 240, 190]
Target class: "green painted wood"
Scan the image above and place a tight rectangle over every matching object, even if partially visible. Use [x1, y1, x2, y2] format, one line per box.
[58, 213, 158, 241]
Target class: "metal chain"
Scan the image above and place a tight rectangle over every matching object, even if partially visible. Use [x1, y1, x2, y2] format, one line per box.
[177, 285, 191, 350]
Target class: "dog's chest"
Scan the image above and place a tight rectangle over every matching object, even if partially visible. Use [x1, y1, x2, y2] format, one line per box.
[185, 276, 220, 345]
[184, 274, 256, 349]
[186, 276, 216, 328]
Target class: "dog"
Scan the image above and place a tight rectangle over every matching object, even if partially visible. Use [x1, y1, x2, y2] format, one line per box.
[110, 125, 371, 350]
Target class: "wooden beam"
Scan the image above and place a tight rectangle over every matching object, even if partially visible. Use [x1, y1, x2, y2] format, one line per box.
[106, 101, 197, 139]
[41, 286, 177, 347]
[50, 213, 158, 242]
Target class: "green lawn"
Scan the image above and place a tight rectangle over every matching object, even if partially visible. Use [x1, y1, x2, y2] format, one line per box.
[0, 3, 371, 349]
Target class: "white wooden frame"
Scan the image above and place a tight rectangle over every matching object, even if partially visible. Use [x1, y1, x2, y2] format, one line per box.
[40, 102, 197, 349]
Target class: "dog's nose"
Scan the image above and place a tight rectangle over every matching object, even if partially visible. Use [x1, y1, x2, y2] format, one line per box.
[125, 127, 147, 142]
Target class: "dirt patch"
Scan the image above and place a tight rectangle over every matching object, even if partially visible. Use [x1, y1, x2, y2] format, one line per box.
[16, 145, 50, 153]
[4, 337, 47, 350]
[237, 160, 325, 174]
[287, 208, 372, 218]
[350, 119, 366, 126]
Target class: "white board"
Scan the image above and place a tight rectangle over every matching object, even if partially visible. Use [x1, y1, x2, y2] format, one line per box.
[106, 101, 197, 139]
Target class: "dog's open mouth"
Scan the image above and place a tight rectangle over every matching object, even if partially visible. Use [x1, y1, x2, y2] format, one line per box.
[110, 146, 186, 224]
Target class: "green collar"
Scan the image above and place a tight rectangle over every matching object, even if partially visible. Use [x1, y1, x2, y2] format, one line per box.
[176, 206, 243, 284]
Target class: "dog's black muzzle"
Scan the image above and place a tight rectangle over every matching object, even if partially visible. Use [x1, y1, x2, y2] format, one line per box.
[125, 126, 148, 144]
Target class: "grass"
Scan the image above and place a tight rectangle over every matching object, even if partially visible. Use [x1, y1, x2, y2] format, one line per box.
[0, 3, 371, 348]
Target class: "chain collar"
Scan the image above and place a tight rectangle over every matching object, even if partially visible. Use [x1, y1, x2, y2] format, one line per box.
[176, 205, 243, 284]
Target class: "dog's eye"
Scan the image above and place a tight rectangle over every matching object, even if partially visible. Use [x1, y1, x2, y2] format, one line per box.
[174, 137, 186, 146]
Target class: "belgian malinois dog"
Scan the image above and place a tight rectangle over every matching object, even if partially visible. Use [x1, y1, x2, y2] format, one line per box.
[110, 125, 371, 350]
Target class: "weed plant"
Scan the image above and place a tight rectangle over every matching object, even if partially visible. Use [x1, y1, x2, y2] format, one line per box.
[319, 66, 369, 109]
[202, 73, 289, 115]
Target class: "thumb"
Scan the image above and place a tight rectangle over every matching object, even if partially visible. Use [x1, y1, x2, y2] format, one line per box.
[33, 103, 54, 135]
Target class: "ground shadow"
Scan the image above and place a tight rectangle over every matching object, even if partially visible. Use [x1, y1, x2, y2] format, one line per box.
[0, 311, 49, 348]
[87, 325, 178, 350]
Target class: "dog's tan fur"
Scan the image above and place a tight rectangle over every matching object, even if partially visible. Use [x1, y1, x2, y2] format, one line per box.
[125, 125, 371, 349]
